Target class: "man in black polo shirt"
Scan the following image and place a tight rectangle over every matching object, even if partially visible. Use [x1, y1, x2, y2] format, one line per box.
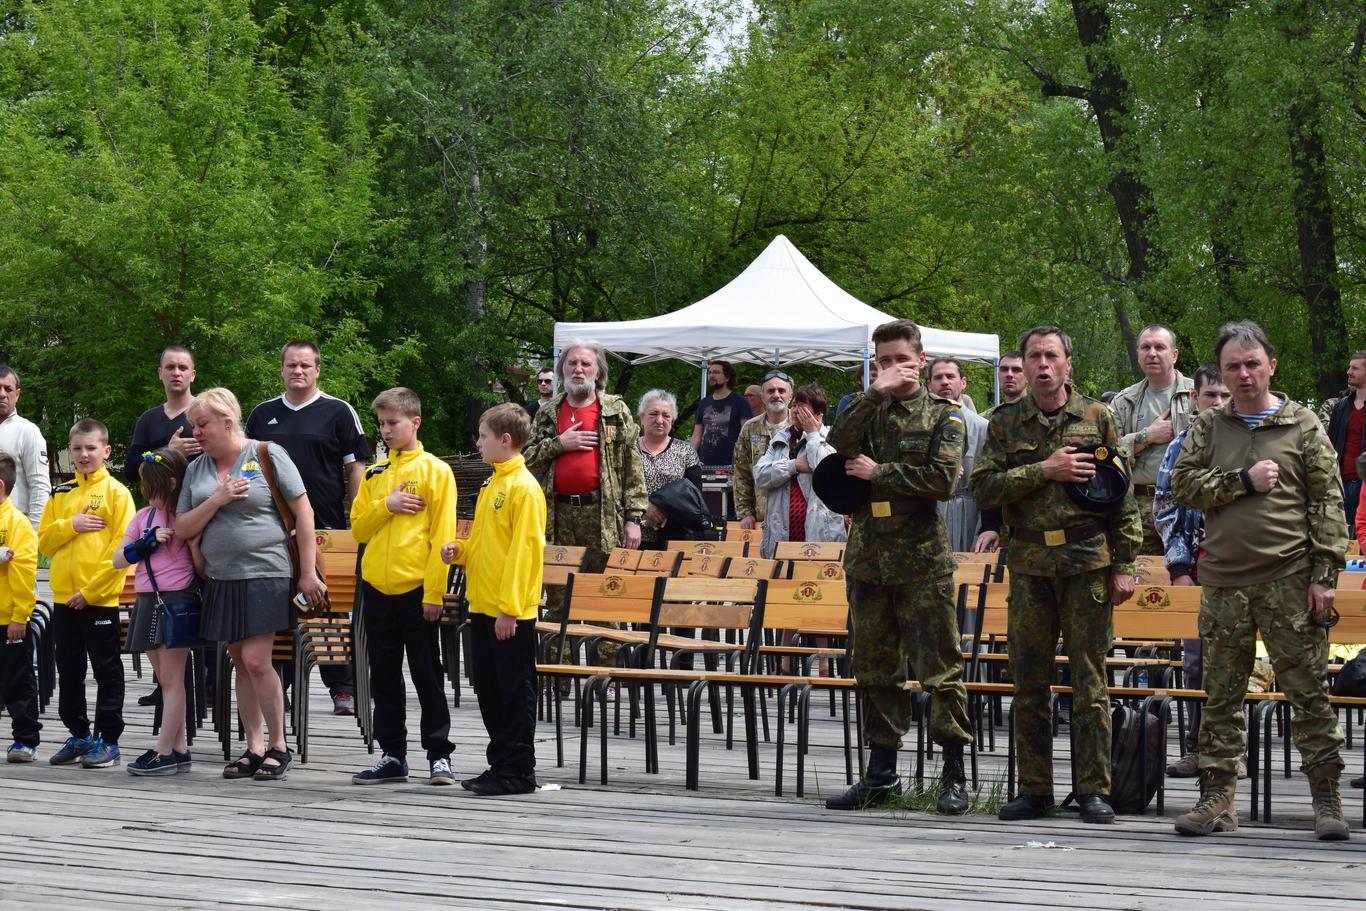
[124, 346, 201, 483]
[246, 339, 370, 714]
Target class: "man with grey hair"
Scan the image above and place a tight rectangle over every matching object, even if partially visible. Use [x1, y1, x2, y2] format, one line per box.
[525, 341, 648, 661]
[733, 371, 793, 531]
[1109, 325, 1194, 554]
[0, 365, 50, 529]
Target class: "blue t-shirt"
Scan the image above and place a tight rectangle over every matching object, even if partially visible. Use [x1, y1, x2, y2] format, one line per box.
[695, 392, 750, 465]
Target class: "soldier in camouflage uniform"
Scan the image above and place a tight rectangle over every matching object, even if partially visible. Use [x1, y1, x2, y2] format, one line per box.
[823, 320, 974, 815]
[1171, 321, 1348, 840]
[732, 372, 792, 530]
[971, 326, 1142, 825]
[524, 341, 648, 665]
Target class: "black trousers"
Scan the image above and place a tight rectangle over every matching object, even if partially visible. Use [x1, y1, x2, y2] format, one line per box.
[362, 582, 453, 762]
[468, 613, 537, 777]
[52, 604, 125, 743]
[0, 632, 41, 745]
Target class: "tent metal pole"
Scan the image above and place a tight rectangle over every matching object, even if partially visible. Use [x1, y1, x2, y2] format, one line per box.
[993, 358, 1000, 407]
[863, 349, 870, 389]
[700, 359, 709, 401]
[551, 346, 560, 396]
[774, 348, 780, 368]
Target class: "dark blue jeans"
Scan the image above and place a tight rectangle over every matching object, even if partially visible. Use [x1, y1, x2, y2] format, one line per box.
[1346, 479, 1362, 539]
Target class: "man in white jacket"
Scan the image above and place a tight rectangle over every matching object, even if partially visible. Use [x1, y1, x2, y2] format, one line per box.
[0, 366, 50, 529]
[754, 383, 847, 559]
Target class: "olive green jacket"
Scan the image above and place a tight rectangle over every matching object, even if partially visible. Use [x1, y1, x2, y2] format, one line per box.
[971, 391, 1141, 578]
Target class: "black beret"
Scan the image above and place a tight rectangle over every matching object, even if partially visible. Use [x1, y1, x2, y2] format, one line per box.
[812, 454, 872, 515]
[1064, 443, 1131, 511]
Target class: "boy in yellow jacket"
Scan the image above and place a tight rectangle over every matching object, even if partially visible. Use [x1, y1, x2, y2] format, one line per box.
[39, 419, 134, 769]
[0, 451, 42, 762]
[442, 403, 546, 795]
[349, 388, 458, 785]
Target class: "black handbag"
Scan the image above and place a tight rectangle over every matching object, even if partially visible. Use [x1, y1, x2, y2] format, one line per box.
[143, 514, 204, 649]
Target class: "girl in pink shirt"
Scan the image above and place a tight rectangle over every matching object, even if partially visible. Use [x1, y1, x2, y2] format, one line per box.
[115, 448, 203, 776]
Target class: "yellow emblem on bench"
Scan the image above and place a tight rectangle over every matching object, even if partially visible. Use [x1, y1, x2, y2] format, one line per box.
[1137, 587, 1171, 610]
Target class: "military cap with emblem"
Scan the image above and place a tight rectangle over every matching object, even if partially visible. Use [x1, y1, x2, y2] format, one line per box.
[1064, 443, 1131, 511]
[812, 454, 872, 515]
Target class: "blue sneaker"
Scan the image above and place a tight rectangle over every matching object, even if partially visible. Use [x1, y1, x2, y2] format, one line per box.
[351, 753, 408, 785]
[81, 739, 121, 768]
[172, 749, 192, 772]
[126, 749, 178, 777]
[49, 735, 94, 766]
[6, 743, 37, 763]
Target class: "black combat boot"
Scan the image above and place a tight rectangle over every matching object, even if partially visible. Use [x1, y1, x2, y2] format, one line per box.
[825, 743, 902, 810]
[936, 742, 970, 815]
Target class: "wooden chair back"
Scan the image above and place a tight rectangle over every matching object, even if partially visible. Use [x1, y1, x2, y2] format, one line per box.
[1337, 570, 1365, 590]
[667, 539, 749, 559]
[774, 541, 845, 563]
[679, 554, 730, 578]
[563, 573, 664, 628]
[456, 519, 473, 540]
[724, 521, 759, 545]
[725, 557, 781, 580]
[649, 577, 766, 668]
[787, 561, 846, 582]
[761, 579, 850, 638]
[542, 545, 590, 587]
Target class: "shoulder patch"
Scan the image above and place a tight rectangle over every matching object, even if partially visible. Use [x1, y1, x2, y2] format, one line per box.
[364, 462, 391, 480]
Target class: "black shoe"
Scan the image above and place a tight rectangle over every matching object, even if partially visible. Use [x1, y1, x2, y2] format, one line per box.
[137, 687, 162, 707]
[461, 768, 495, 791]
[998, 793, 1054, 821]
[1351, 776, 1364, 789]
[936, 743, 970, 816]
[1078, 793, 1115, 824]
[467, 774, 537, 796]
[825, 744, 902, 811]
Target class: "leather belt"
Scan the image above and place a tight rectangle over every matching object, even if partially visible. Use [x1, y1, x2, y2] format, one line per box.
[1011, 521, 1105, 547]
[869, 497, 936, 518]
[556, 492, 598, 506]
[1132, 484, 1157, 497]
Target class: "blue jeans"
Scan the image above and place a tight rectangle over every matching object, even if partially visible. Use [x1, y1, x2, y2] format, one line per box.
[1346, 479, 1362, 539]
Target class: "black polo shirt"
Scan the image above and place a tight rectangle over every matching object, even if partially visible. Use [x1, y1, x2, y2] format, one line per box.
[245, 391, 370, 529]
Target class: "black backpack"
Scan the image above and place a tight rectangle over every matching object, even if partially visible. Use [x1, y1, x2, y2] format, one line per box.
[1109, 702, 1164, 814]
[1333, 652, 1366, 697]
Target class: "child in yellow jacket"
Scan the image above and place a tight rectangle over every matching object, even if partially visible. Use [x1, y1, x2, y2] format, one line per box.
[38, 419, 134, 769]
[349, 388, 458, 785]
[0, 451, 41, 761]
[442, 403, 546, 795]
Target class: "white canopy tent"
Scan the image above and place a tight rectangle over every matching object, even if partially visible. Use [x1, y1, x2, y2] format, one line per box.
[553, 236, 1000, 386]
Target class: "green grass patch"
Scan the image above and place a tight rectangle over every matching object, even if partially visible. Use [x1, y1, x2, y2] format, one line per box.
[882, 765, 1007, 817]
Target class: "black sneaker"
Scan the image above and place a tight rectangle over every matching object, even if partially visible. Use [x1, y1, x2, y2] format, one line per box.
[127, 750, 179, 777]
[352, 754, 408, 785]
[461, 768, 495, 791]
[173, 750, 192, 772]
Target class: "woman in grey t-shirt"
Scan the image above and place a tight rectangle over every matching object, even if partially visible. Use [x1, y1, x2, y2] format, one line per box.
[176, 387, 326, 781]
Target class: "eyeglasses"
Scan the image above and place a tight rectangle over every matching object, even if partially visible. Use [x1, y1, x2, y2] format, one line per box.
[537, 378, 554, 385]
[762, 370, 793, 385]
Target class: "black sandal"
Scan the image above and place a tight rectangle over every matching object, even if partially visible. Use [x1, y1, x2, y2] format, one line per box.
[253, 748, 292, 781]
[223, 751, 264, 780]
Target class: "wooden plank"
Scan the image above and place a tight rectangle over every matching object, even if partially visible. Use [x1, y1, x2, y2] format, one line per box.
[662, 577, 761, 603]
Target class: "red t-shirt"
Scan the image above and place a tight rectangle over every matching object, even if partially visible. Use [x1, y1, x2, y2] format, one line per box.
[555, 399, 601, 495]
[1343, 403, 1364, 482]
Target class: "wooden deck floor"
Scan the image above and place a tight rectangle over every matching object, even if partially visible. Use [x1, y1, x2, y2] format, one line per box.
[1, 657, 1364, 910]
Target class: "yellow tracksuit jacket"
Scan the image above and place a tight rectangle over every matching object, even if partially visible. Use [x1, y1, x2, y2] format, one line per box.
[0, 498, 38, 626]
[451, 454, 546, 620]
[38, 466, 134, 607]
[350, 443, 458, 607]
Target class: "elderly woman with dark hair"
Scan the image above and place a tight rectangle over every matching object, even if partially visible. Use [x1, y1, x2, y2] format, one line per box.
[636, 390, 704, 547]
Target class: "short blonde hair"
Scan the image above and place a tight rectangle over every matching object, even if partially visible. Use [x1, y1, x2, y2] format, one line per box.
[480, 403, 531, 449]
[187, 387, 241, 430]
[372, 387, 422, 419]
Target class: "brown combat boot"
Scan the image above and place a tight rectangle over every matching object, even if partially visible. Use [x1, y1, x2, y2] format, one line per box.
[1307, 763, 1350, 841]
[1174, 770, 1238, 836]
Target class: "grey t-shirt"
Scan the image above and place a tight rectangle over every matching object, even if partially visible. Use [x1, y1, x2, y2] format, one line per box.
[178, 439, 307, 581]
[1132, 384, 1176, 484]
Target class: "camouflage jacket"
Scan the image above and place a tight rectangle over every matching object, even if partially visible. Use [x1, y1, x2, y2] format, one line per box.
[732, 413, 788, 523]
[971, 391, 1141, 578]
[828, 385, 963, 584]
[523, 390, 648, 553]
[1171, 395, 1346, 588]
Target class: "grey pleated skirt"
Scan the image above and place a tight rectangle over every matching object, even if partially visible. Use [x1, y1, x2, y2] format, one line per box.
[201, 577, 293, 643]
[126, 588, 201, 653]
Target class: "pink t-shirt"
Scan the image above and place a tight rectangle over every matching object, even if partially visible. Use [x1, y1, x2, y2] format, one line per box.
[121, 506, 197, 593]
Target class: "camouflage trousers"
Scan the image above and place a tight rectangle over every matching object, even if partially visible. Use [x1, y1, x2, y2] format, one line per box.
[1135, 493, 1164, 557]
[1008, 569, 1114, 797]
[1198, 571, 1343, 776]
[542, 503, 614, 666]
[849, 576, 972, 751]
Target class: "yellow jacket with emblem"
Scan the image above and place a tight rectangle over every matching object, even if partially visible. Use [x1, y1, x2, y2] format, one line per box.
[38, 466, 135, 607]
[350, 443, 458, 606]
[448, 454, 546, 620]
[0, 498, 38, 625]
